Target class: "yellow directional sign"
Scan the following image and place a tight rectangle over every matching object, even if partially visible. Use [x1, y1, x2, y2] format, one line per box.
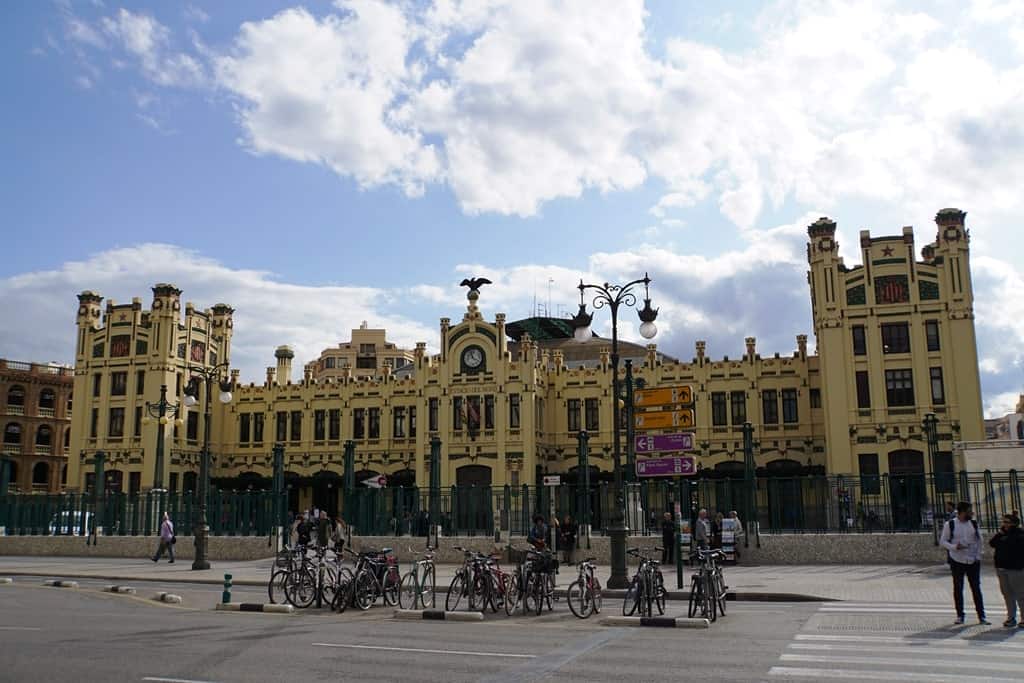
[635, 386, 693, 407]
[634, 408, 695, 430]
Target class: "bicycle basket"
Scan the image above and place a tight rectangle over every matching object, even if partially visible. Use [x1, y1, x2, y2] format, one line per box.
[275, 551, 292, 568]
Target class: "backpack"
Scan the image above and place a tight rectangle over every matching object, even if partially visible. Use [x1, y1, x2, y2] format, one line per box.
[946, 518, 979, 564]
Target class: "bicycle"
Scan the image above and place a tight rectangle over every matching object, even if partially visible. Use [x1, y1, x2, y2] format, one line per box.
[687, 548, 727, 622]
[268, 544, 305, 604]
[399, 546, 436, 610]
[334, 547, 399, 612]
[623, 547, 666, 618]
[447, 547, 500, 612]
[567, 557, 602, 619]
[284, 545, 345, 609]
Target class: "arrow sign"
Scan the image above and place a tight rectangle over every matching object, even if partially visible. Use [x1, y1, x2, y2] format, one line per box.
[636, 456, 696, 478]
[635, 432, 695, 453]
[635, 386, 693, 407]
[634, 409, 694, 430]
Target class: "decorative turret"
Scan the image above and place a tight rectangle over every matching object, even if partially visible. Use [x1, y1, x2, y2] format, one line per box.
[76, 290, 103, 329]
[210, 303, 235, 363]
[275, 345, 294, 386]
[745, 337, 756, 360]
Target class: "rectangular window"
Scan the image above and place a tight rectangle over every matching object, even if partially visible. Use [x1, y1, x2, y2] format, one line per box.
[881, 323, 910, 354]
[409, 407, 416, 438]
[240, 413, 251, 443]
[325, 357, 336, 369]
[484, 395, 495, 430]
[782, 389, 799, 423]
[762, 390, 779, 424]
[368, 407, 380, 439]
[90, 408, 98, 438]
[359, 343, 375, 354]
[930, 367, 945, 405]
[429, 398, 439, 432]
[290, 410, 302, 441]
[730, 391, 746, 425]
[567, 399, 581, 432]
[585, 398, 599, 432]
[186, 412, 198, 441]
[110, 334, 131, 357]
[93, 374, 102, 398]
[129, 472, 141, 496]
[136, 371, 145, 396]
[353, 408, 365, 439]
[133, 406, 142, 437]
[107, 408, 124, 438]
[856, 371, 871, 409]
[885, 369, 915, 407]
[809, 388, 821, 409]
[314, 410, 325, 441]
[711, 392, 727, 426]
[852, 325, 867, 356]
[925, 320, 941, 352]
[859, 453, 880, 495]
[276, 411, 288, 442]
[355, 357, 375, 369]
[467, 397, 481, 432]
[453, 397, 463, 431]
[509, 394, 521, 429]
[253, 413, 264, 443]
[328, 409, 340, 441]
[393, 407, 406, 438]
[110, 372, 127, 396]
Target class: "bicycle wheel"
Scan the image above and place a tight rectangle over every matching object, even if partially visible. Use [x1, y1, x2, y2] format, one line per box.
[591, 577, 603, 614]
[654, 571, 666, 616]
[446, 571, 466, 612]
[687, 574, 701, 619]
[533, 573, 545, 615]
[623, 576, 641, 616]
[284, 569, 316, 608]
[641, 572, 653, 618]
[267, 570, 288, 605]
[333, 568, 354, 613]
[522, 573, 538, 615]
[382, 566, 401, 607]
[504, 571, 521, 616]
[487, 573, 503, 613]
[703, 572, 717, 623]
[354, 571, 376, 611]
[421, 564, 436, 609]
[715, 568, 727, 616]
[567, 579, 589, 619]
[399, 570, 418, 610]
[468, 572, 486, 612]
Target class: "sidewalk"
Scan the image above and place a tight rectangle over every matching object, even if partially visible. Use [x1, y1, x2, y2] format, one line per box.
[0, 555, 1001, 604]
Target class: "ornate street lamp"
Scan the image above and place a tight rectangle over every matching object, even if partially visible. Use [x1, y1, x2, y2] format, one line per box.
[571, 273, 657, 589]
[142, 385, 184, 491]
[182, 362, 233, 570]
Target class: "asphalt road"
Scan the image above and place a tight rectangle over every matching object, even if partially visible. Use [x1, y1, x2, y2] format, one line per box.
[4, 577, 1023, 682]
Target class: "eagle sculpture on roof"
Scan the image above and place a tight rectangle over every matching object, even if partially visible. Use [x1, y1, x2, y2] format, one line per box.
[459, 277, 492, 298]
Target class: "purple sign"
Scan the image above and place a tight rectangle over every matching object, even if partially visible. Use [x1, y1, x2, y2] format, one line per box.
[635, 433, 695, 454]
[636, 456, 696, 478]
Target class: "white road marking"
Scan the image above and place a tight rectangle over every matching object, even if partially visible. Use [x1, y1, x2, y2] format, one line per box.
[779, 653, 1024, 673]
[769, 666, 1022, 682]
[795, 633, 1024, 646]
[819, 606, 1006, 614]
[790, 643, 1024, 658]
[312, 642, 536, 659]
[142, 678, 220, 683]
[0, 627, 42, 631]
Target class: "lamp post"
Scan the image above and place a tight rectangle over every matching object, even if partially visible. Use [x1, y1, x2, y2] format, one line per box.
[741, 421, 758, 549]
[182, 362, 233, 571]
[142, 385, 184, 491]
[570, 273, 658, 589]
[922, 412, 940, 539]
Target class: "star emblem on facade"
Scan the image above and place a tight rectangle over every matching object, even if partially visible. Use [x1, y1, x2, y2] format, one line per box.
[118, 313, 128, 322]
[881, 246, 894, 257]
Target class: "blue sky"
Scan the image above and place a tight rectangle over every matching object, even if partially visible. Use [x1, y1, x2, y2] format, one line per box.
[2, 0, 1024, 416]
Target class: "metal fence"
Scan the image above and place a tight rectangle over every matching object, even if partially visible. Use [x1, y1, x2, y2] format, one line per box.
[341, 470, 1024, 537]
[0, 489, 285, 537]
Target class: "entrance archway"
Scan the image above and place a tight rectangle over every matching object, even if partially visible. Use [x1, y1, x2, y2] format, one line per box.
[32, 462, 49, 489]
[889, 449, 925, 531]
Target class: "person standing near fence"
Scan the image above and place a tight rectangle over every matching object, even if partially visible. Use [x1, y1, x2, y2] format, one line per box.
[559, 515, 577, 565]
[661, 512, 675, 565]
[989, 512, 1024, 628]
[940, 501, 989, 625]
[151, 512, 175, 564]
[695, 509, 711, 550]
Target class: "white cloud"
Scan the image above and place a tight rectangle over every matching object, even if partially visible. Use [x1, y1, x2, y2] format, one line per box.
[0, 244, 437, 384]
[97, 9, 206, 87]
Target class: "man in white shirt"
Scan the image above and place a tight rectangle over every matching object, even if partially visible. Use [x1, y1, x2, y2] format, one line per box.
[940, 501, 989, 625]
[695, 509, 711, 550]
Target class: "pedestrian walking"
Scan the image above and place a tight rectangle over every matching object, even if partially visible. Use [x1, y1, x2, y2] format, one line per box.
[695, 509, 711, 550]
[661, 512, 675, 565]
[729, 510, 744, 563]
[151, 512, 175, 564]
[712, 512, 724, 549]
[989, 512, 1024, 628]
[940, 501, 989, 625]
[316, 510, 331, 548]
[559, 514, 577, 565]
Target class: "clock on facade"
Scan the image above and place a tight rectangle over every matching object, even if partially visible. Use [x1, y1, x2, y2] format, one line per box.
[461, 345, 485, 372]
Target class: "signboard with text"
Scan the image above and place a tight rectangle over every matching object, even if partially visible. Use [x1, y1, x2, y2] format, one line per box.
[635, 386, 693, 408]
[636, 455, 696, 478]
[634, 409, 695, 430]
[635, 432, 695, 453]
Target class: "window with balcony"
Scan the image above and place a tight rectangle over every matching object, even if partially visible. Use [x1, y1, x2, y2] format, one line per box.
[885, 369, 915, 407]
[881, 323, 910, 354]
[38, 389, 55, 412]
[7, 385, 25, 409]
[3, 423, 20, 446]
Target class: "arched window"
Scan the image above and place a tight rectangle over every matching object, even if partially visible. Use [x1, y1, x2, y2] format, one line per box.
[39, 389, 55, 411]
[35, 425, 52, 447]
[32, 462, 49, 486]
[3, 423, 21, 445]
[7, 385, 25, 408]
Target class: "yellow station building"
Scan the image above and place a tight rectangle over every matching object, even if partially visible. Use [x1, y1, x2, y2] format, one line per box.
[65, 209, 984, 516]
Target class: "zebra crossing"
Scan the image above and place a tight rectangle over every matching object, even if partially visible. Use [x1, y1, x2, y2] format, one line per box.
[769, 602, 1024, 682]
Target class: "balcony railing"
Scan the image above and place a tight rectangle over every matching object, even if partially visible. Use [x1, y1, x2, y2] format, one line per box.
[6, 405, 24, 416]
[38, 407, 55, 418]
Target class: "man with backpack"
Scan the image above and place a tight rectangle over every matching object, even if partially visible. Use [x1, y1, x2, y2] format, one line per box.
[940, 501, 989, 625]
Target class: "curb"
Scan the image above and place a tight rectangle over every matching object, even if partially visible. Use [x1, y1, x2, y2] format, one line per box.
[155, 592, 182, 604]
[43, 580, 79, 589]
[0, 571, 265, 587]
[0, 578, 12, 584]
[216, 602, 295, 614]
[394, 609, 484, 622]
[104, 585, 137, 594]
[599, 616, 710, 629]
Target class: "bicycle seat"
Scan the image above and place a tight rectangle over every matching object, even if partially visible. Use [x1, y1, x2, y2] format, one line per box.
[380, 547, 393, 554]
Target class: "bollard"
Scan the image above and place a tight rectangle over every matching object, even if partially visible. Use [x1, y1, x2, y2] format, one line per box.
[222, 573, 232, 604]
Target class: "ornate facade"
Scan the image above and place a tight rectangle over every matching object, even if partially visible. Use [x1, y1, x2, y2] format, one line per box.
[65, 209, 985, 516]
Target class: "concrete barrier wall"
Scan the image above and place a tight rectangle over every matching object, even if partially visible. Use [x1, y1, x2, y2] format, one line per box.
[0, 535, 275, 561]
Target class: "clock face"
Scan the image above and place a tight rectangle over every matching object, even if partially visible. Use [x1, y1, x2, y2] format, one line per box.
[462, 346, 484, 369]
